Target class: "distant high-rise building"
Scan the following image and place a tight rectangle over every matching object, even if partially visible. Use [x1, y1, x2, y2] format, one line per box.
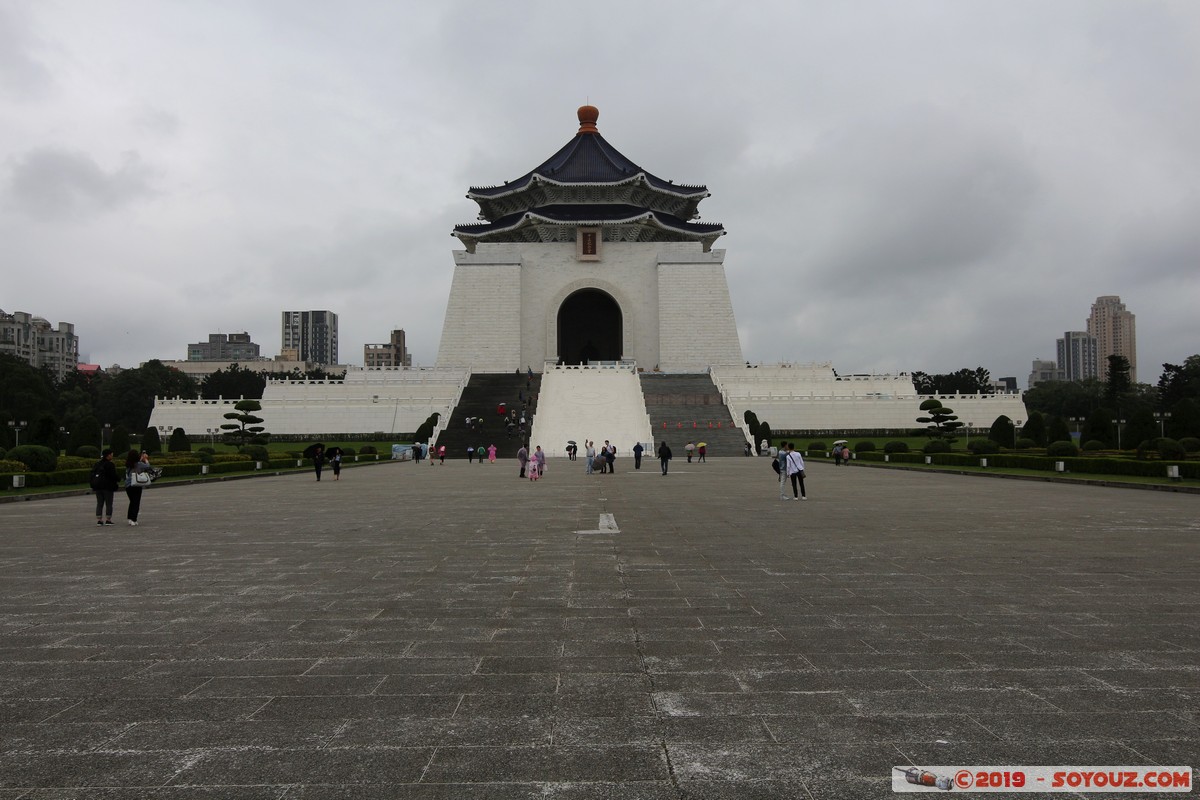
[1087, 295, 1136, 383]
[1057, 332, 1098, 382]
[1027, 359, 1062, 389]
[281, 310, 338, 365]
[187, 332, 261, 362]
[364, 329, 412, 368]
[0, 309, 79, 382]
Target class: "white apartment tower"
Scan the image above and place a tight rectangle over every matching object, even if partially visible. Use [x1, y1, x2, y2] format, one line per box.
[281, 310, 338, 365]
[1057, 331, 1098, 382]
[1087, 295, 1137, 383]
[0, 310, 79, 382]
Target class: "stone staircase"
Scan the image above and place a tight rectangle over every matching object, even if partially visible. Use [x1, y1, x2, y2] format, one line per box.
[435, 373, 540, 460]
[639, 373, 748, 457]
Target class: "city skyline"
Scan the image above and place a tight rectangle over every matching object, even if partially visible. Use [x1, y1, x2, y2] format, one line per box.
[3, 2, 1198, 382]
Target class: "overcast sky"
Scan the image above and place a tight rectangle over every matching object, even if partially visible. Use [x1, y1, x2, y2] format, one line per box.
[3, 1, 1198, 387]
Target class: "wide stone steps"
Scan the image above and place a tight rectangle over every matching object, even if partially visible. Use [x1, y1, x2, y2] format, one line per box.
[639, 373, 748, 456]
[435, 373, 540, 460]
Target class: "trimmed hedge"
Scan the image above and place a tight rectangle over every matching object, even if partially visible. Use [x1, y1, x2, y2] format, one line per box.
[856, 450, 1200, 479]
[7, 445, 58, 472]
[2, 450, 392, 489]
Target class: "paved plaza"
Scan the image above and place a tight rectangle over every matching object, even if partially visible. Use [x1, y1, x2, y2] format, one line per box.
[1, 457, 1198, 798]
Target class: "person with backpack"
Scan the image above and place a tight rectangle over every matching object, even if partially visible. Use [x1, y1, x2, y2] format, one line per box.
[785, 442, 808, 500]
[90, 448, 120, 525]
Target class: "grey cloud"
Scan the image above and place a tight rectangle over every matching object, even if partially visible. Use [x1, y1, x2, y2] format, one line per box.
[0, 5, 54, 101]
[4, 148, 157, 221]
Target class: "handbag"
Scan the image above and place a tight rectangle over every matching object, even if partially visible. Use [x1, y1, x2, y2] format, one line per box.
[133, 470, 152, 486]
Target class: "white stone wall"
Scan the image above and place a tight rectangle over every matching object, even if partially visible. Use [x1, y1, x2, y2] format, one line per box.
[149, 368, 469, 437]
[435, 241, 743, 373]
[711, 365, 1027, 431]
[435, 255, 522, 370]
[657, 254, 744, 371]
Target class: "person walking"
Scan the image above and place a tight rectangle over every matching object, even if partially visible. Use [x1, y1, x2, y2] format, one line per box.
[92, 448, 119, 526]
[438, 445, 446, 464]
[487, 444, 497, 463]
[467, 445, 475, 464]
[534, 445, 546, 479]
[685, 441, 695, 463]
[124, 450, 154, 526]
[585, 440, 595, 475]
[313, 445, 325, 481]
[517, 445, 528, 478]
[777, 442, 790, 501]
[785, 442, 807, 500]
[658, 441, 673, 475]
[604, 441, 616, 473]
[697, 443, 707, 463]
[330, 449, 342, 480]
[632, 442, 644, 470]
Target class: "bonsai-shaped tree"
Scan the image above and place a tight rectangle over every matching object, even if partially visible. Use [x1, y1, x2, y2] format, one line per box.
[917, 399, 964, 443]
[220, 399, 269, 447]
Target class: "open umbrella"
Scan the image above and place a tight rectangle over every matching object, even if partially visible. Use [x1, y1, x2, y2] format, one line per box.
[326, 446, 343, 458]
[697, 442, 707, 448]
[302, 442, 325, 458]
[833, 440, 848, 445]
[567, 440, 577, 445]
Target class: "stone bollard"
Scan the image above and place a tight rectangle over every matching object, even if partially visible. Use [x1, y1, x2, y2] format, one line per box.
[12, 475, 26, 488]
[980, 458, 988, 468]
[1167, 465, 1181, 482]
[1055, 461, 1065, 473]
[200, 465, 209, 475]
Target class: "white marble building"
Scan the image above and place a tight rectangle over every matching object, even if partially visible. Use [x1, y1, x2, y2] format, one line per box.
[149, 106, 1027, 442]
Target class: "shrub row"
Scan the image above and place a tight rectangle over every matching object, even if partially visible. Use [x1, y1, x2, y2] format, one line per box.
[856, 451, 1200, 479]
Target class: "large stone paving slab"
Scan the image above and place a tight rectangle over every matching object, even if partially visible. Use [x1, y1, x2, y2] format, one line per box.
[1, 458, 1197, 798]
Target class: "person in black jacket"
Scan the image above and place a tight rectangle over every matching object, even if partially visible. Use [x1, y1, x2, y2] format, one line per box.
[658, 441, 673, 475]
[94, 448, 119, 525]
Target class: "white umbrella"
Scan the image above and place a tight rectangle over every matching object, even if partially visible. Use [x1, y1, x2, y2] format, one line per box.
[833, 440, 848, 445]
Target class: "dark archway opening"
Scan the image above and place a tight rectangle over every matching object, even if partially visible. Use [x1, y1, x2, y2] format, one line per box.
[557, 289, 622, 365]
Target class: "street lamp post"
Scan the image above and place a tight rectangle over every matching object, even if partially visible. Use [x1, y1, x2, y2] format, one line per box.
[101, 423, 111, 450]
[8, 420, 27, 447]
[1013, 420, 1023, 449]
[965, 422, 973, 449]
[206, 427, 216, 447]
[1154, 412, 1172, 437]
[158, 425, 174, 453]
[1110, 418, 1126, 450]
[58, 426, 69, 455]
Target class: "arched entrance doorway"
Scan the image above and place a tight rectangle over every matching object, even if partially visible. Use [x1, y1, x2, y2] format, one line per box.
[557, 289, 622, 365]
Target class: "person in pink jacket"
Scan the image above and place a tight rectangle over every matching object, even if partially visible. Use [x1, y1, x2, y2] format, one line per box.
[487, 444, 497, 463]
